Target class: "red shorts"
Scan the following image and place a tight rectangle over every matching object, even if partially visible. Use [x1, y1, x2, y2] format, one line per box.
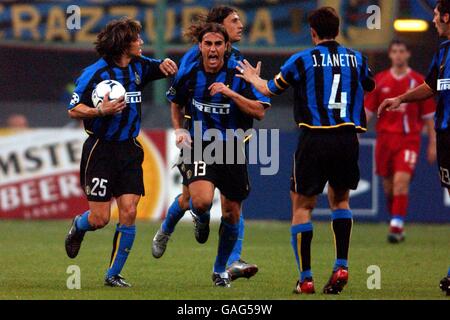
[375, 133, 421, 177]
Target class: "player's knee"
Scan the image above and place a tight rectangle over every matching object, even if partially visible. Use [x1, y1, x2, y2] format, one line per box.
[89, 214, 110, 229]
[222, 209, 240, 224]
[393, 176, 410, 195]
[119, 205, 137, 225]
[191, 197, 212, 215]
[393, 183, 409, 195]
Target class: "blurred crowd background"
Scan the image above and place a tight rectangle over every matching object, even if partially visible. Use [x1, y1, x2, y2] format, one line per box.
[0, 0, 441, 131]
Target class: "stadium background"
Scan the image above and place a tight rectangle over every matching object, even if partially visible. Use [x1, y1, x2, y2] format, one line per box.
[0, 0, 449, 224]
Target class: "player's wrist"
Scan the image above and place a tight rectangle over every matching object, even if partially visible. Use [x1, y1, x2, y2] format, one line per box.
[96, 105, 105, 117]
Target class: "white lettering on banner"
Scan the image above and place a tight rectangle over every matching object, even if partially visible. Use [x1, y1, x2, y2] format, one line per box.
[0, 174, 82, 212]
[0, 129, 84, 184]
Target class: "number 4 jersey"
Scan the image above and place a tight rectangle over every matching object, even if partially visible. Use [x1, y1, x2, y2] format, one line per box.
[267, 40, 375, 132]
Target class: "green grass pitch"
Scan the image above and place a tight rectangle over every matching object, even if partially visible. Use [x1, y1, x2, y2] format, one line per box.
[0, 220, 448, 300]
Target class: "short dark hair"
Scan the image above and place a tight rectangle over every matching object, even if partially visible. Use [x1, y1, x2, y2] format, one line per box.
[308, 7, 340, 40]
[197, 23, 229, 44]
[437, 0, 450, 17]
[94, 17, 141, 59]
[184, 6, 237, 43]
[388, 39, 409, 51]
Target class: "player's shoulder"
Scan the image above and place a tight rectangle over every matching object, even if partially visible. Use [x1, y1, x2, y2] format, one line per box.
[282, 50, 309, 69]
[439, 39, 450, 49]
[180, 46, 201, 66]
[409, 69, 426, 81]
[179, 57, 200, 76]
[375, 69, 392, 80]
[230, 46, 243, 61]
[134, 54, 161, 65]
[80, 58, 108, 77]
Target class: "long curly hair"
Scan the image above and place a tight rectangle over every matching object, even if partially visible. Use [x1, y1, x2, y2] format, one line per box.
[94, 17, 141, 59]
[184, 6, 237, 43]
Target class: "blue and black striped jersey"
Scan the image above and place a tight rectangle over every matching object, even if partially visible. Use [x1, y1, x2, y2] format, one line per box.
[68, 55, 164, 141]
[425, 40, 450, 131]
[167, 57, 270, 139]
[267, 41, 375, 132]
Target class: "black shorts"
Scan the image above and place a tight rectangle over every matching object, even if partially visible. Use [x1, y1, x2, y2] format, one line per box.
[290, 128, 360, 196]
[177, 141, 250, 202]
[437, 130, 450, 189]
[80, 136, 145, 202]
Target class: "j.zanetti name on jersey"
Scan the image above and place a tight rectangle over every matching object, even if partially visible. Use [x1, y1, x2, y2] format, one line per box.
[437, 79, 450, 91]
[125, 91, 141, 104]
[193, 99, 230, 115]
[312, 53, 358, 68]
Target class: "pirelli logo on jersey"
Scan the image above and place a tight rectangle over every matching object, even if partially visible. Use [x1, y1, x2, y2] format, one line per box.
[193, 99, 230, 115]
[437, 79, 450, 91]
[125, 91, 142, 104]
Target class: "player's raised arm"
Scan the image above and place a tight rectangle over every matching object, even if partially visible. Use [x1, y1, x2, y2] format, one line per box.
[378, 83, 435, 117]
[159, 58, 178, 77]
[236, 60, 272, 97]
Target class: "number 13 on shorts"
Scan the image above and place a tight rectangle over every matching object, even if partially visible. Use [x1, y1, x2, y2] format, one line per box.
[194, 161, 206, 177]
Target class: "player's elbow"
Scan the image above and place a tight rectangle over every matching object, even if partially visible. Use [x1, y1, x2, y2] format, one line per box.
[68, 110, 79, 119]
[254, 107, 266, 121]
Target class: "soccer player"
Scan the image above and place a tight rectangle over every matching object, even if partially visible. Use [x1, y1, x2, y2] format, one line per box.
[166, 22, 270, 287]
[365, 40, 436, 243]
[64, 18, 177, 287]
[237, 7, 375, 294]
[378, 0, 450, 297]
[152, 6, 259, 281]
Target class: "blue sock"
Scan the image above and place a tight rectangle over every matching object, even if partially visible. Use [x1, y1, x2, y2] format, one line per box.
[227, 213, 245, 266]
[447, 267, 450, 277]
[290, 222, 313, 281]
[189, 198, 210, 224]
[162, 195, 186, 234]
[332, 209, 353, 271]
[214, 218, 239, 273]
[75, 211, 94, 231]
[107, 224, 136, 278]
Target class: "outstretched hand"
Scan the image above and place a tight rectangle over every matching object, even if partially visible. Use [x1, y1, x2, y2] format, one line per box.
[236, 59, 261, 83]
[377, 97, 402, 118]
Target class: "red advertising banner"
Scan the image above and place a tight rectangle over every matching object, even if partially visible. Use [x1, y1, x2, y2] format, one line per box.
[0, 129, 167, 220]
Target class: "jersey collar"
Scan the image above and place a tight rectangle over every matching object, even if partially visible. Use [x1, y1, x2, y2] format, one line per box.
[316, 40, 340, 47]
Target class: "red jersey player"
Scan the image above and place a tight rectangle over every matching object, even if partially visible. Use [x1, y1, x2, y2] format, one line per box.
[365, 40, 436, 243]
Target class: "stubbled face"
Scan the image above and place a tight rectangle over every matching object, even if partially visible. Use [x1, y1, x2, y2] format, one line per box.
[222, 12, 244, 43]
[389, 44, 410, 69]
[127, 34, 143, 57]
[199, 32, 227, 72]
[433, 7, 450, 37]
